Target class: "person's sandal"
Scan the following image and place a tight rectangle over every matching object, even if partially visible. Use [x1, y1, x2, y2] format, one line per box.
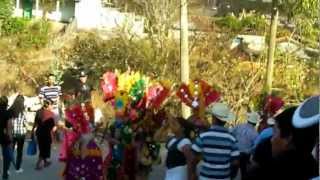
[44, 161, 52, 167]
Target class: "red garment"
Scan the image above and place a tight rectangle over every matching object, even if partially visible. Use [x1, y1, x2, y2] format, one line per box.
[263, 95, 284, 115]
[123, 145, 137, 180]
[42, 109, 55, 122]
[65, 104, 90, 134]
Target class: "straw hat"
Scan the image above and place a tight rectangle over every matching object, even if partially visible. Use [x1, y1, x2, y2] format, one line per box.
[247, 112, 261, 124]
[209, 103, 235, 122]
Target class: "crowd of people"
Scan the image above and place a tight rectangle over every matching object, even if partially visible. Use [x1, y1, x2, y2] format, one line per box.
[0, 69, 318, 180]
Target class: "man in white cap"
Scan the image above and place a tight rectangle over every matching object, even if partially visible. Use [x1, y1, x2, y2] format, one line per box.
[231, 112, 260, 179]
[190, 103, 240, 180]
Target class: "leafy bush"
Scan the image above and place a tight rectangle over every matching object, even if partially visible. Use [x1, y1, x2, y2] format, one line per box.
[0, 0, 13, 20]
[59, 32, 180, 89]
[241, 15, 267, 31]
[1, 18, 29, 36]
[216, 15, 242, 32]
[17, 20, 51, 48]
[215, 13, 267, 33]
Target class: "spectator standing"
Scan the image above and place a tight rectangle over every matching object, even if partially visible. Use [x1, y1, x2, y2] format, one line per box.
[0, 96, 13, 180]
[190, 103, 240, 180]
[75, 71, 93, 103]
[31, 100, 56, 170]
[8, 95, 27, 173]
[231, 112, 260, 179]
[39, 74, 62, 123]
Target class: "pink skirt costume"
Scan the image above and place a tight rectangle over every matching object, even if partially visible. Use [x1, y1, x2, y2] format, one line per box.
[62, 104, 103, 180]
[64, 140, 104, 180]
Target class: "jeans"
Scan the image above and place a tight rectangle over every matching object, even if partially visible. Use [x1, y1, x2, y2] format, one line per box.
[1, 144, 13, 179]
[12, 135, 25, 170]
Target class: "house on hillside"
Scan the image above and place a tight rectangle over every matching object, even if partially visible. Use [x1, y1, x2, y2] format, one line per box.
[12, 0, 145, 35]
[13, 0, 75, 22]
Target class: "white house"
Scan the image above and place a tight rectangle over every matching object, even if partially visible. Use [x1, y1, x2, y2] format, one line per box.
[13, 0, 145, 35]
[13, 0, 74, 22]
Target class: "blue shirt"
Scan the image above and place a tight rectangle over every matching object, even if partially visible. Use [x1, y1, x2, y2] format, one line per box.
[231, 123, 258, 154]
[192, 125, 240, 180]
[254, 127, 273, 148]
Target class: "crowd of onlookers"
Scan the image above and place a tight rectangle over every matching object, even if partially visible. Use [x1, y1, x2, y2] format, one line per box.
[0, 70, 318, 180]
[161, 96, 319, 180]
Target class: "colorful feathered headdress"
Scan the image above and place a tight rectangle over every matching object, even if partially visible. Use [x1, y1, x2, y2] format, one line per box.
[146, 80, 171, 110]
[101, 70, 152, 122]
[176, 79, 221, 118]
[100, 71, 117, 101]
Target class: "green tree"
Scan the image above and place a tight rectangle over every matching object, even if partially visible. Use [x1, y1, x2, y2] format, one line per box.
[280, 0, 319, 42]
[0, 0, 13, 20]
[0, 0, 13, 34]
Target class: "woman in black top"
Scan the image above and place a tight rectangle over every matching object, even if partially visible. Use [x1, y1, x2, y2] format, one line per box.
[31, 100, 56, 170]
[155, 115, 194, 180]
[0, 96, 12, 180]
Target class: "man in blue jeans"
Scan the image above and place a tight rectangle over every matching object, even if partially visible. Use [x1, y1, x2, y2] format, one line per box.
[0, 96, 13, 180]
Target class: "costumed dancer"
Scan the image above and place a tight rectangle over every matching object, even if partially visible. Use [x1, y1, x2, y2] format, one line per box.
[61, 104, 103, 180]
[107, 90, 137, 180]
[176, 79, 220, 134]
[135, 80, 172, 179]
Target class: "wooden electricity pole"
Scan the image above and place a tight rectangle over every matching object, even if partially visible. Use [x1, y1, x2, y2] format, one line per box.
[265, 0, 279, 95]
[180, 0, 191, 118]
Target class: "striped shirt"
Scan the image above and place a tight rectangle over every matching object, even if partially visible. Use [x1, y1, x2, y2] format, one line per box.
[12, 113, 27, 136]
[39, 85, 62, 106]
[192, 125, 240, 180]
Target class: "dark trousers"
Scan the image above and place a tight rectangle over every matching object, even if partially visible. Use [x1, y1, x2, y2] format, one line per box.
[240, 152, 250, 179]
[37, 135, 52, 159]
[1, 144, 12, 179]
[12, 135, 25, 170]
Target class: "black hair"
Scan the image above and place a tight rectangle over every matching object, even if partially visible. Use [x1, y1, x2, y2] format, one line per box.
[0, 96, 8, 109]
[8, 95, 25, 118]
[213, 116, 226, 126]
[275, 106, 318, 153]
[275, 107, 297, 139]
[43, 99, 53, 108]
[177, 117, 195, 139]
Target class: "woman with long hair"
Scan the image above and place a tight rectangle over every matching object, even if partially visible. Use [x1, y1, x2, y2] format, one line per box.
[8, 95, 27, 173]
[31, 100, 56, 170]
[0, 96, 13, 180]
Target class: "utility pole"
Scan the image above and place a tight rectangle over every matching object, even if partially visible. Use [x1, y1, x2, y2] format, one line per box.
[180, 0, 191, 119]
[265, 0, 279, 95]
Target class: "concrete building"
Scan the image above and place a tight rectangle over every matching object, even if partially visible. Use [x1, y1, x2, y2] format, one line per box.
[12, 0, 145, 36]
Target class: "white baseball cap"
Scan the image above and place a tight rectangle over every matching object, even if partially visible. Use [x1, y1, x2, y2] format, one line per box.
[293, 95, 320, 128]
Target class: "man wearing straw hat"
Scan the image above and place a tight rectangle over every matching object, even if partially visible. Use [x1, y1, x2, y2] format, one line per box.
[190, 103, 240, 180]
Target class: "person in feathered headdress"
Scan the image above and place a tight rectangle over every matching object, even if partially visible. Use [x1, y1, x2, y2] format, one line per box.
[61, 104, 103, 180]
[176, 79, 220, 131]
[135, 80, 172, 179]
